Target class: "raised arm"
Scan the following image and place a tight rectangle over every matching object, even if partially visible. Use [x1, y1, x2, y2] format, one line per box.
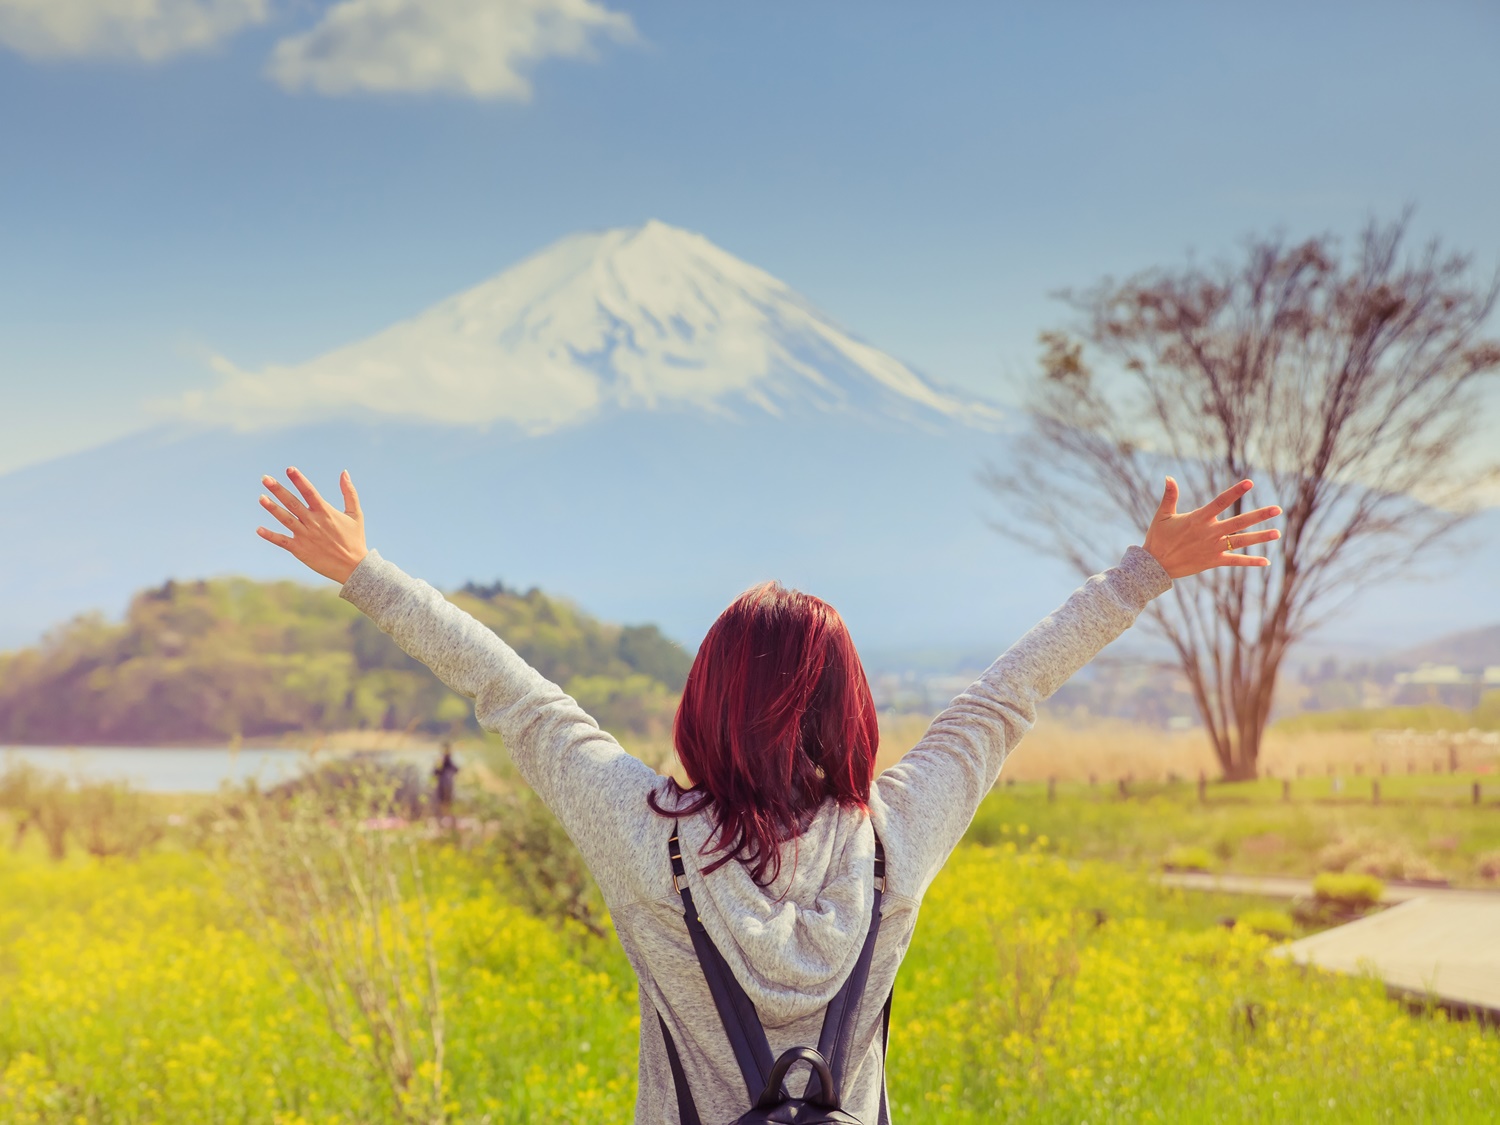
[871, 477, 1281, 901]
[254, 467, 662, 908]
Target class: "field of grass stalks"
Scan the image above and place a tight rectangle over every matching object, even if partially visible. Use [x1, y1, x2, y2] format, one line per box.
[874, 712, 1500, 785]
[2, 753, 1498, 1124]
[873, 713, 1500, 887]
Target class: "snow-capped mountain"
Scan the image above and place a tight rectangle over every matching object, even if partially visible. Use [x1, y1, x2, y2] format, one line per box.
[1, 222, 1040, 660]
[4, 220, 1497, 669]
[156, 220, 1002, 436]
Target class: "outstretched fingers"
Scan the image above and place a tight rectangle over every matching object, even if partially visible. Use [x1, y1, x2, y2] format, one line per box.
[286, 467, 329, 512]
[1145, 475, 1284, 578]
[1154, 476, 1181, 519]
[261, 474, 308, 519]
[1218, 551, 1273, 567]
[1199, 479, 1254, 519]
[340, 470, 362, 518]
[260, 493, 298, 531]
[1217, 504, 1283, 534]
[254, 466, 368, 584]
[1219, 524, 1280, 567]
[1226, 528, 1280, 548]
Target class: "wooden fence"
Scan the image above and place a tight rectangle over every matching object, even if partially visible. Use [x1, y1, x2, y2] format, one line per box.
[1008, 728, 1500, 807]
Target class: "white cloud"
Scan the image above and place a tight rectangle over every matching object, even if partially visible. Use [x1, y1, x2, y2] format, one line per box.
[0, 0, 268, 61]
[266, 0, 636, 99]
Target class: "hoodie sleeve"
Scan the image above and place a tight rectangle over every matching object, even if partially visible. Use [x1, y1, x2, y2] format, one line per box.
[338, 548, 663, 908]
[871, 544, 1173, 901]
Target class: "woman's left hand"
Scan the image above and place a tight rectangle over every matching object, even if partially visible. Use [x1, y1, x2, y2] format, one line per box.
[256, 467, 369, 584]
[1142, 476, 1282, 580]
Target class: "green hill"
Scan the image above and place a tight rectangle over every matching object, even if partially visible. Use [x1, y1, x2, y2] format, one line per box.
[0, 573, 691, 746]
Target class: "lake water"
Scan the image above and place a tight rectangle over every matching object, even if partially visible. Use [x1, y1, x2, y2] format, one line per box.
[0, 745, 457, 793]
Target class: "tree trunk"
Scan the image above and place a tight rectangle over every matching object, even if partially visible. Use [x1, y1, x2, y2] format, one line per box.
[1178, 627, 1286, 781]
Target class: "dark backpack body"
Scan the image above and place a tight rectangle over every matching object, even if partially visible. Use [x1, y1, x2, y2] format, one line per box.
[654, 821, 892, 1125]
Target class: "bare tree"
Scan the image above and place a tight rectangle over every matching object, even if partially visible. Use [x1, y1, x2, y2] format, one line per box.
[984, 213, 1500, 779]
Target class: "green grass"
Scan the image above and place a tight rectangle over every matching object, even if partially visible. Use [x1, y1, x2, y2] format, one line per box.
[968, 773, 1500, 887]
[1271, 693, 1500, 734]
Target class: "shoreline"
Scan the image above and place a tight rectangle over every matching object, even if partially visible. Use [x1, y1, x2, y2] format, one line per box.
[1, 731, 475, 754]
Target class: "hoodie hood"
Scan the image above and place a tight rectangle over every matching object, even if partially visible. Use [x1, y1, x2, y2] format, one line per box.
[673, 799, 879, 1025]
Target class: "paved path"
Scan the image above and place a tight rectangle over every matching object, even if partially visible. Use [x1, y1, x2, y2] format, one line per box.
[1154, 870, 1500, 904]
[1156, 872, 1500, 1018]
[1270, 897, 1500, 1018]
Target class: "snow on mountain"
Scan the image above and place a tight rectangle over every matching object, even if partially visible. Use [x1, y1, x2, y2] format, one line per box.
[8, 219, 1496, 667]
[155, 219, 1003, 435]
[1, 219, 1039, 660]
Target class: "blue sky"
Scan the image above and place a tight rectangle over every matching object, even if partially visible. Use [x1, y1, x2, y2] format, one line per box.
[3, 0, 1498, 477]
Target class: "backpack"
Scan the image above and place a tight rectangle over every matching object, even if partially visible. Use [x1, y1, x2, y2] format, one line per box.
[654, 819, 893, 1124]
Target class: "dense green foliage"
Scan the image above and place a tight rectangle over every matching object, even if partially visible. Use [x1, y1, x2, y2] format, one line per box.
[0, 575, 691, 745]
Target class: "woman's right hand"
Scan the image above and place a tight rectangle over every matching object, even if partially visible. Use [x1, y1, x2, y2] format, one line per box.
[1142, 477, 1282, 580]
[256, 466, 369, 585]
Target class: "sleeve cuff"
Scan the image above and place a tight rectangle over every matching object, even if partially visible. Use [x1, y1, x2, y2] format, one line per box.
[1112, 544, 1174, 610]
[339, 547, 399, 618]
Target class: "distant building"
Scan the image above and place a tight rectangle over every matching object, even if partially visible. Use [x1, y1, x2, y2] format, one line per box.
[873, 654, 1498, 726]
[1395, 664, 1469, 685]
[1391, 663, 1495, 709]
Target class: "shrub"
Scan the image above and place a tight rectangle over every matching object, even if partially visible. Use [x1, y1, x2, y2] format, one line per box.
[1315, 832, 1375, 873]
[265, 754, 428, 817]
[1316, 831, 1447, 883]
[1475, 849, 1500, 882]
[1313, 871, 1384, 908]
[1234, 909, 1296, 941]
[72, 780, 164, 859]
[1, 763, 167, 861]
[0, 763, 72, 859]
[1161, 844, 1216, 872]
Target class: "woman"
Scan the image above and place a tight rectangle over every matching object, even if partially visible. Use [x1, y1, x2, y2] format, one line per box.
[256, 465, 1280, 1123]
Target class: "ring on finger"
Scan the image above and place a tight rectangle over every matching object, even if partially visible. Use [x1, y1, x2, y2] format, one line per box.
[1224, 534, 1235, 550]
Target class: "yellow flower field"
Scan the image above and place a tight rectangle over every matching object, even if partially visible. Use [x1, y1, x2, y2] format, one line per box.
[1, 831, 1496, 1123]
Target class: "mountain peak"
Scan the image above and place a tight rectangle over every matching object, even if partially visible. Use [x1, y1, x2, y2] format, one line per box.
[629, 216, 697, 242]
[153, 221, 1003, 436]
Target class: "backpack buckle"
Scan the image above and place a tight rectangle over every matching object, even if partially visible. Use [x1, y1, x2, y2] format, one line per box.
[669, 831, 684, 893]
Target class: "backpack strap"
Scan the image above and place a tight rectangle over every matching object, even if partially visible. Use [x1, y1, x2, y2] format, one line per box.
[656, 820, 893, 1123]
[657, 1011, 702, 1125]
[878, 986, 893, 1123]
[803, 835, 886, 1103]
[666, 821, 776, 1102]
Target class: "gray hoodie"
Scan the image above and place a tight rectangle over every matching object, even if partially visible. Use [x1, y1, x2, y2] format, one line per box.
[339, 544, 1173, 1124]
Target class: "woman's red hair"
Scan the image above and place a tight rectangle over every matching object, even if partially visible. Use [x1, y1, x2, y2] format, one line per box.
[648, 581, 880, 887]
